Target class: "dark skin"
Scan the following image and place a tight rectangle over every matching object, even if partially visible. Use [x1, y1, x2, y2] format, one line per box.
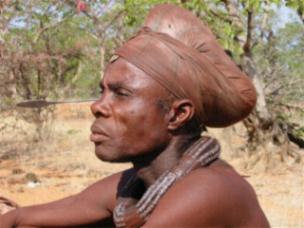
[0, 58, 270, 227]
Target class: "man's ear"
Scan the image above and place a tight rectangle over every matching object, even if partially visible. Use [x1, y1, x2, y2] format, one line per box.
[167, 99, 195, 131]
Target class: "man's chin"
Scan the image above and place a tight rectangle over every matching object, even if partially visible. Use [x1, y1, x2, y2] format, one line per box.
[94, 147, 129, 163]
[95, 149, 114, 162]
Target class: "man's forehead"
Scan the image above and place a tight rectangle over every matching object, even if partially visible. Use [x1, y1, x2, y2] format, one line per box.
[100, 58, 170, 99]
[102, 58, 156, 87]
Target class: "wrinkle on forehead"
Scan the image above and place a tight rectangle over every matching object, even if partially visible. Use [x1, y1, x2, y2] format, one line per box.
[104, 58, 168, 93]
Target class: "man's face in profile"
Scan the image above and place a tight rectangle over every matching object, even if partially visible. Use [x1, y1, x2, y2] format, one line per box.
[90, 58, 171, 163]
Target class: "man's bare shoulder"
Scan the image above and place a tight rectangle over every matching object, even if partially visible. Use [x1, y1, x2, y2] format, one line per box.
[145, 160, 269, 227]
[78, 168, 133, 212]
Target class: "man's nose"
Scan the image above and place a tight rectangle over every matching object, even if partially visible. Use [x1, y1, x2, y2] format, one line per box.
[91, 98, 111, 118]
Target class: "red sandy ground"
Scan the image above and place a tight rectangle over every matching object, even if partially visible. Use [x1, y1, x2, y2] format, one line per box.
[0, 103, 303, 227]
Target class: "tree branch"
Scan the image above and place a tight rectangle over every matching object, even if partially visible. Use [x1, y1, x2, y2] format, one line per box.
[209, 9, 233, 24]
[221, 0, 246, 46]
[243, 10, 253, 55]
[33, 13, 74, 44]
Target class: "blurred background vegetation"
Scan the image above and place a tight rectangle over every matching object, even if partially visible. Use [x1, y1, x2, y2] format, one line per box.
[0, 0, 303, 168]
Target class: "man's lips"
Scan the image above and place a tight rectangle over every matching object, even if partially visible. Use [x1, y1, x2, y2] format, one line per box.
[90, 124, 109, 143]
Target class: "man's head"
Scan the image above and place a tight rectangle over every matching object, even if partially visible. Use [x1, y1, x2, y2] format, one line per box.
[90, 58, 200, 163]
[115, 4, 257, 127]
[90, 3, 257, 162]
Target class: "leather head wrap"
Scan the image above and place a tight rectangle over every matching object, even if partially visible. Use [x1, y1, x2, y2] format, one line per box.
[115, 4, 256, 127]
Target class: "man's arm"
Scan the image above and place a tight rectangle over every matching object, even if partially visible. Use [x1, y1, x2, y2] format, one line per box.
[0, 171, 123, 228]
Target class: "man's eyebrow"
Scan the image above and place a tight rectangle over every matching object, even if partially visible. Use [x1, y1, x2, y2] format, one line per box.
[109, 82, 126, 89]
[100, 80, 134, 91]
[108, 82, 134, 94]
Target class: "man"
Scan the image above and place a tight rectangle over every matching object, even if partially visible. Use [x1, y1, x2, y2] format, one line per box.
[0, 4, 269, 228]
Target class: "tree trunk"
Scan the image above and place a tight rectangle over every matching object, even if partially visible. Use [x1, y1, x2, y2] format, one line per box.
[242, 55, 271, 127]
[100, 46, 105, 78]
[221, 0, 301, 168]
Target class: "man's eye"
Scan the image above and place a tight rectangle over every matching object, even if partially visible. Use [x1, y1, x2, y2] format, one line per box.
[114, 88, 130, 97]
[115, 89, 130, 97]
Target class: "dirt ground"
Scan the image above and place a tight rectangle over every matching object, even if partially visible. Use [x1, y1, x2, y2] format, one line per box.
[0, 104, 303, 227]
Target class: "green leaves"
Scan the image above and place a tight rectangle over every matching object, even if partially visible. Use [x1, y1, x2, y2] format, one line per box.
[240, 0, 262, 12]
[1, 0, 302, 105]
[286, 0, 304, 9]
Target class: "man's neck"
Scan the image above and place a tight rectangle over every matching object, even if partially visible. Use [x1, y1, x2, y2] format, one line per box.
[133, 134, 200, 187]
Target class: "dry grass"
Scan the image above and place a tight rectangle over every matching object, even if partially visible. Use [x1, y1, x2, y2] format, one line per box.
[0, 103, 303, 227]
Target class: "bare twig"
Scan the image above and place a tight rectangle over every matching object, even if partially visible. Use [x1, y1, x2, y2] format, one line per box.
[243, 10, 253, 55]
[33, 13, 74, 44]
